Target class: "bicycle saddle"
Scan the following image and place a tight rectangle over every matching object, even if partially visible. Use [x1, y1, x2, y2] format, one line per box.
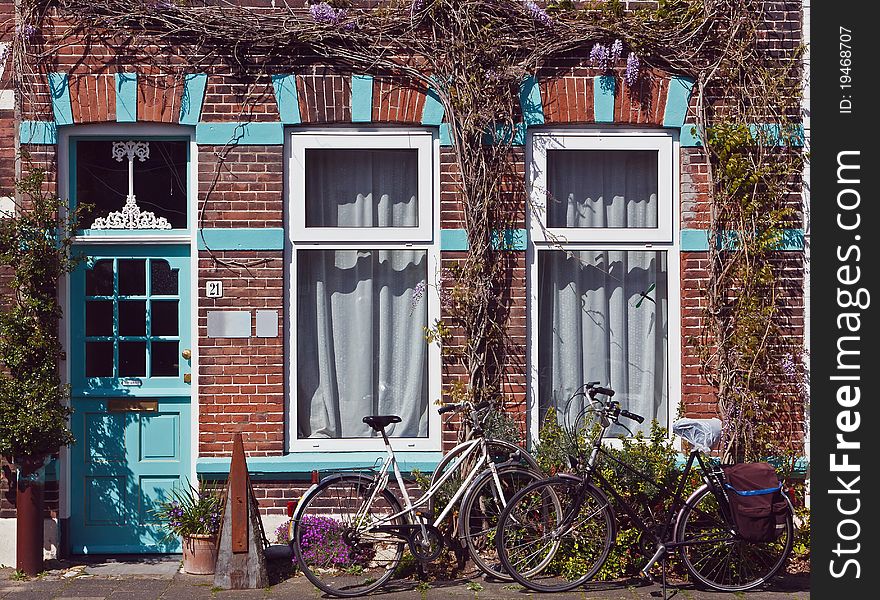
[362, 415, 402, 431]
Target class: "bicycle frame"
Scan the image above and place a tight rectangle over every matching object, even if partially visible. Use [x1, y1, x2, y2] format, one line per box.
[352, 433, 505, 538]
[581, 447, 728, 553]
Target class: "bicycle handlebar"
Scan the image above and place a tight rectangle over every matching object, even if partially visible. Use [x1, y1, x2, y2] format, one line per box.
[620, 409, 645, 424]
[437, 401, 490, 415]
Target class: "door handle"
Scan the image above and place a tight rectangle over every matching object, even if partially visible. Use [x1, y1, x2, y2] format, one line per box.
[181, 348, 192, 360]
[183, 374, 192, 384]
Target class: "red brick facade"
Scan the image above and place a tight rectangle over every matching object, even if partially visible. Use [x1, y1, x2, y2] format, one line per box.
[0, 1, 806, 525]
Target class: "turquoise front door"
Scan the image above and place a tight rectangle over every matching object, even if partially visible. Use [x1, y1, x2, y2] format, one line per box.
[69, 245, 192, 553]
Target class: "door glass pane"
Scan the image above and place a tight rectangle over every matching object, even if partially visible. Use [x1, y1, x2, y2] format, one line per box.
[150, 300, 179, 337]
[150, 260, 179, 295]
[546, 150, 658, 228]
[119, 341, 146, 377]
[151, 342, 179, 377]
[86, 342, 114, 377]
[305, 149, 419, 228]
[86, 260, 114, 296]
[118, 260, 146, 295]
[76, 140, 188, 229]
[119, 301, 147, 336]
[86, 300, 114, 336]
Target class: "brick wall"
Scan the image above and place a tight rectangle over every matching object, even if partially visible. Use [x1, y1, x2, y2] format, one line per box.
[0, 1, 807, 521]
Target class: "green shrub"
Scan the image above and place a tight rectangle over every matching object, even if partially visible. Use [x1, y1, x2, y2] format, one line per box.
[534, 411, 692, 580]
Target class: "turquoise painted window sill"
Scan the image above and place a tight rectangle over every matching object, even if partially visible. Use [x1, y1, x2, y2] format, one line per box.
[196, 451, 444, 480]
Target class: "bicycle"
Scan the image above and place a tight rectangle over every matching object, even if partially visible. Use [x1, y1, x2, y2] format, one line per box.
[495, 382, 795, 595]
[290, 401, 543, 597]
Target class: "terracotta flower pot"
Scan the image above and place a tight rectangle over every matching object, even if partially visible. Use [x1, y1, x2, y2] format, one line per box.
[182, 534, 217, 575]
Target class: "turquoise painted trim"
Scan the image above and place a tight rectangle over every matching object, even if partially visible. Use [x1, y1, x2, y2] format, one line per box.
[178, 73, 208, 125]
[492, 228, 527, 250]
[519, 75, 544, 126]
[440, 229, 469, 251]
[484, 123, 526, 146]
[671, 453, 808, 477]
[271, 74, 302, 125]
[749, 123, 805, 147]
[593, 76, 616, 123]
[662, 76, 694, 129]
[680, 123, 702, 147]
[197, 228, 285, 251]
[350, 74, 373, 123]
[195, 122, 284, 145]
[115, 72, 138, 123]
[439, 123, 453, 146]
[196, 452, 444, 480]
[681, 228, 805, 252]
[680, 123, 805, 148]
[49, 72, 74, 126]
[421, 86, 445, 126]
[441, 228, 528, 251]
[20, 121, 57, 145]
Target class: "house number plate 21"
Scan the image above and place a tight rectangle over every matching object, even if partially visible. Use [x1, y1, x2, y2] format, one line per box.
[206, 280, 223, 298]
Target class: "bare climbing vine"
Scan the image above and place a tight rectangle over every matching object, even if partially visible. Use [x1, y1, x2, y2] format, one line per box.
[5, 0, 807, 462]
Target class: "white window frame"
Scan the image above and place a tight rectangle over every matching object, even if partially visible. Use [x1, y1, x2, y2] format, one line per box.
[286, 128, 442, 452]
[526, 129, 681, 445]
[529, 130, 674, 244]
[289, 130, 434, 242]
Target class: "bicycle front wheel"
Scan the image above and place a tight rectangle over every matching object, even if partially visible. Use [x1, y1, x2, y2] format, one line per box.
[496, 476, 614, 593]
[676, 484, 794, 591]
[292, 475, 406, 597]
[459, 465, 545, 580]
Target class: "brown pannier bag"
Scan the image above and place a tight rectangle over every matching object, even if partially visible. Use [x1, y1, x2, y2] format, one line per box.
[722, 463, 788, 542]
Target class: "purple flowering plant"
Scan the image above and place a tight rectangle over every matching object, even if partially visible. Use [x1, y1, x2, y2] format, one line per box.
[277, 516, 370, 568]
[153, 479, 223, 539]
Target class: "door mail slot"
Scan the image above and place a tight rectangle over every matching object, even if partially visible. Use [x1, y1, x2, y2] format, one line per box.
[107, 399, 159, 413]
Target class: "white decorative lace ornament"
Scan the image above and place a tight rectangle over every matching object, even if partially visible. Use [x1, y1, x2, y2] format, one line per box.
[90, 141, 172, 230]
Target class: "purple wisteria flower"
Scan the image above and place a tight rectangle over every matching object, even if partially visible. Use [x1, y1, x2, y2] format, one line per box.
[523, 1, 552, 27]
[411, 0, 426, 20]
[411, 280, 427, 311]
[310, 2, 349, 27]
[625, 52, 641, 87]
[15, 23, 37, 40]
[589, 43, 609, 70]
[610, 39, 623, 63]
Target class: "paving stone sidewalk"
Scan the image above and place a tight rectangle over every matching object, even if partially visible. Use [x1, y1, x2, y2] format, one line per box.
[0, 553, 810, 600]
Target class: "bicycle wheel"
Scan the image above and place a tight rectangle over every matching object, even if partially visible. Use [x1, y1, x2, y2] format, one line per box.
[676, 484, 794, 591]
[496, 476, 614, 593]
[292, 475, 406, 597]
[458, 465, 545, 580]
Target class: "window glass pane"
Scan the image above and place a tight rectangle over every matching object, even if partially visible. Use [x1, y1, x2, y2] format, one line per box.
[86, 300, 114, 336]
[151, 341, 179, 377]
[305, 149, 419, 228]
[86, 259, 114, 296]
[118, 260, 146, 296]
[150, 260, 179, 295]
[76, 140, 188, 229]
[546, 150, 658, 228]
[118, 301, 147, 336]
[150, 300, 179, 337]
[119, 341, 146, 377]
[538, 250, 668, 431]
[85, 341, 114, 377]
[296, 249, 428, 439]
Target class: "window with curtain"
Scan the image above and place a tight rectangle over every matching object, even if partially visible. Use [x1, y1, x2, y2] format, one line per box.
[288, 131, 438, 450]
[530, 132, 676, 434]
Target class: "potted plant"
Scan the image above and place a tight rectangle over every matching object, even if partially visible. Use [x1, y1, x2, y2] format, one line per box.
[0, 168, 84, 576]
[155, 480, 223, 575]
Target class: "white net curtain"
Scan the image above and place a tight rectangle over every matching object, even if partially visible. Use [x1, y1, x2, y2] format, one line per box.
[539, 149, 668, 430]
[296, 149, 428, 439]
